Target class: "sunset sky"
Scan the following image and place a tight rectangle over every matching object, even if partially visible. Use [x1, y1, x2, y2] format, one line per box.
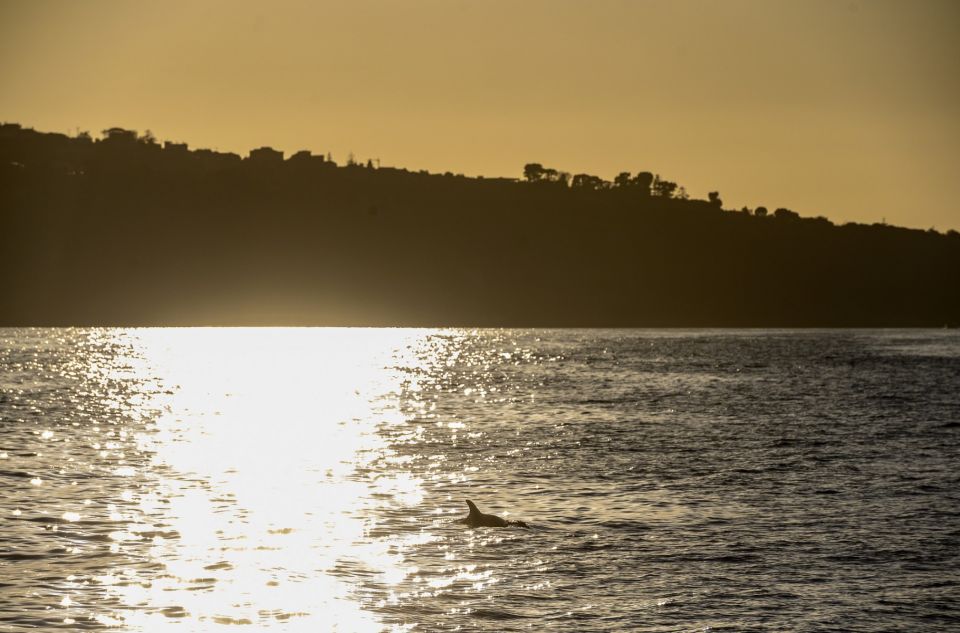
[2, 0, 958, 230]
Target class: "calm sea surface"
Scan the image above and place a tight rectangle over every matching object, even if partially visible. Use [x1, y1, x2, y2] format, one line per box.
[0, 328, 958, 632]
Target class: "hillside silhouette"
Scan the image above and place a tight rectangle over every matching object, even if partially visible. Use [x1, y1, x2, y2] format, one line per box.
[1, 123, 958, 326]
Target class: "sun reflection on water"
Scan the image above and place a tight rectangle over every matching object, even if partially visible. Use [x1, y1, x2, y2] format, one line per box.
[86, 328, 435, 631]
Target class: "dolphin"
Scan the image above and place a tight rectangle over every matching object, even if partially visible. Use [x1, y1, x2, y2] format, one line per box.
[458, 499, 530, 529]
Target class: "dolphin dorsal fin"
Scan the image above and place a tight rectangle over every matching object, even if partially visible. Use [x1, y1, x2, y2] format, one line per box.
[465, 500, 480, 516]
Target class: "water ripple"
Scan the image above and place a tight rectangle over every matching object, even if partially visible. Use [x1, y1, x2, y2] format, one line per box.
[0, 328, 958, 631]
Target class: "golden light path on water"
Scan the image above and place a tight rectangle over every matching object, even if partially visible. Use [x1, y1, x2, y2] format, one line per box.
[90, 328, 437, 631]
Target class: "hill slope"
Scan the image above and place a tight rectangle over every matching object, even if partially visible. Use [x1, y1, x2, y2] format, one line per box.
[2, 123, 958, 326]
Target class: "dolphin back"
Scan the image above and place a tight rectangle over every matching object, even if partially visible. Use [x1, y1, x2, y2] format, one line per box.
[460, 499, 528, 528]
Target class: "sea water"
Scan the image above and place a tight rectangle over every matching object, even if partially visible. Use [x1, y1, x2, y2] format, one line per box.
[0, 328, 957, 632]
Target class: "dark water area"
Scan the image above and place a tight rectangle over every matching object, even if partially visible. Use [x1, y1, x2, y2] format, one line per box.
[0, 329, 958, 631]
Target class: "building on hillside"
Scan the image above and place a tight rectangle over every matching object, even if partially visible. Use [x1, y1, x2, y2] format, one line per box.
[101, 127, 138, 144]
[248, 146, 284, 163]
[288, 149, 325, 162]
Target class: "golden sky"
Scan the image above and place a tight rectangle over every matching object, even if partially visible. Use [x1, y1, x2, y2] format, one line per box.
[2, 0, 958, 230]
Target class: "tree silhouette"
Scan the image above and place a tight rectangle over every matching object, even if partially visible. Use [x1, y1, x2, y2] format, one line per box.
[614, 172, 632, 188]
[774, 207, 799, 220]
[633, 171, 653, 194]
[532, 166, 569, 186]
[708, 191, 722, 208]
[523, 163, 545, 182]
[571, 173, 607, 190]
[652, 174, 677, 198]
[139, 130, 158, 146]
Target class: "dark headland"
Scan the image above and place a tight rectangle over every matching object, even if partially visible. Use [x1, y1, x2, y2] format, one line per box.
[2, 123, 958, 327]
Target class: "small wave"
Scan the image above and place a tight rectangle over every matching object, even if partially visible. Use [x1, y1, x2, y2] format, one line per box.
[469, 607, 531, 620]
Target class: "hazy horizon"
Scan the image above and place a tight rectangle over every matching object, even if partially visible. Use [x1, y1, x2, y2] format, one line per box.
[2, 0, 959, 231]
